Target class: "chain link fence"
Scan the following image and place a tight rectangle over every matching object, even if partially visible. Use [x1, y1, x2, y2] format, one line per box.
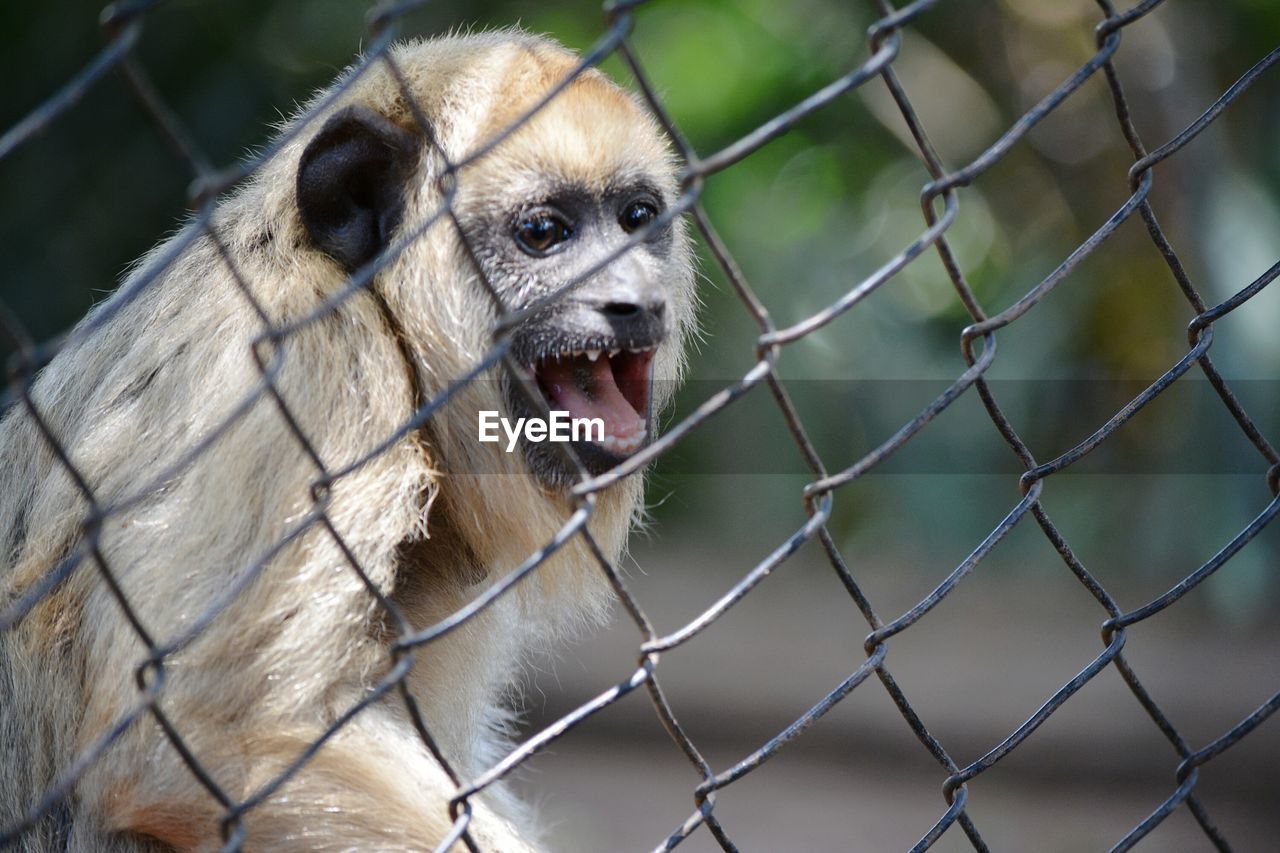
[1, 0, 1278, 850]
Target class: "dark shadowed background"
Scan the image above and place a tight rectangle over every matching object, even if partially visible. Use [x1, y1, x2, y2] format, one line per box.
[3, 0, 1279, 849]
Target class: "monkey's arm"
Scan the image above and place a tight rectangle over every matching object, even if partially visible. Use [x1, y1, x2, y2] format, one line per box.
[103, 710, 533, 853]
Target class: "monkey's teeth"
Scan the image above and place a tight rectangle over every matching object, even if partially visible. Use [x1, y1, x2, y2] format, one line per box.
[599, 429, 647, 454]
[608, 348, 621, 358]
[586, 349, 601, 361]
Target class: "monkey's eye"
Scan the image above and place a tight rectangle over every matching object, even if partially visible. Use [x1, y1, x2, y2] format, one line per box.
[619, 200, 659, 234]
[514, 211, 573, 256]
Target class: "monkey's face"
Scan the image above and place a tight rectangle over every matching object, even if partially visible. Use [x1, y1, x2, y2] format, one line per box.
[506, 188, 677, 485]
[470, 177, 685, 486]
[453, 64, 694, 489]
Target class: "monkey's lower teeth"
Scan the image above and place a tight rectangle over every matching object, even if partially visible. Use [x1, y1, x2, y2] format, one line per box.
[599, 430, 647, 453]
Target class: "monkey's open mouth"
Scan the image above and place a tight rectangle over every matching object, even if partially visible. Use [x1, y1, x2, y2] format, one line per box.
[531, 344, 657, 456]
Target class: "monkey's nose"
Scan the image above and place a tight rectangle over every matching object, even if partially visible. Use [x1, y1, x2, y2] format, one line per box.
[602, 299, 665, 320]
[595, 296, 666, 344]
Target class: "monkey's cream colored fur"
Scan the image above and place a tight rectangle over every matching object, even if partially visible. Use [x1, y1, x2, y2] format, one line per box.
[0, 31, 693, 851]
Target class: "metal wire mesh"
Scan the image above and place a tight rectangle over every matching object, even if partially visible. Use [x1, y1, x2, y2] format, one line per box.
[1, 0, 1278, 850]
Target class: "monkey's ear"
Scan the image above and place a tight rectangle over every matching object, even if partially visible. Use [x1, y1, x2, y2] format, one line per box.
[297, 105, 420, 271]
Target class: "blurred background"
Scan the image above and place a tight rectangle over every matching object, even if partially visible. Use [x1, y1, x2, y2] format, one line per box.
[3, 0, 1279, 849]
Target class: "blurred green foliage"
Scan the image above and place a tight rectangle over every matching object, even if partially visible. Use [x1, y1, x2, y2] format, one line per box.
[2, 0, 1279, 620]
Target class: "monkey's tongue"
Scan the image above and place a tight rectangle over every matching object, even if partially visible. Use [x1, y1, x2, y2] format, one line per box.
[536, 352, 651, 451]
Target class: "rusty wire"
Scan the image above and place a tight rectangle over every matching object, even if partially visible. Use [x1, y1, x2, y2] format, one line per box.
[2, 0, 1278, 850]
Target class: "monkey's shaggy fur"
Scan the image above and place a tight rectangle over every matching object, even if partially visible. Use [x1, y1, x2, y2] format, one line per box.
[0, 31, 694, 851]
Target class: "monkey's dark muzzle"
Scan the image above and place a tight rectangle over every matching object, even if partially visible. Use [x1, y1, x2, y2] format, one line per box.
[508, 296, 666, 483]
